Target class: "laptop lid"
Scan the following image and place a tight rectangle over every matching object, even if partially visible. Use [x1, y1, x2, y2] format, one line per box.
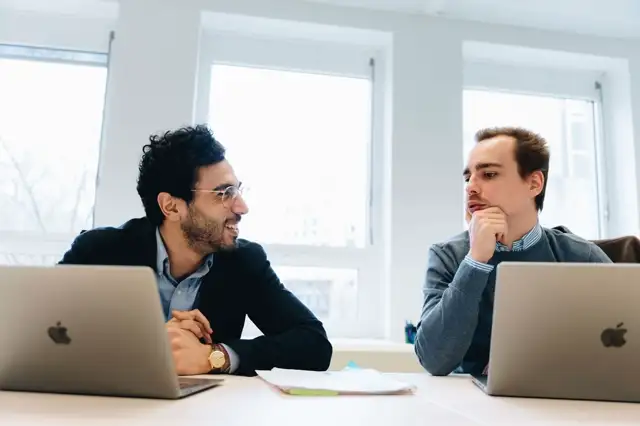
[0, 265, 184, 399]
[485, 262, 640, 402]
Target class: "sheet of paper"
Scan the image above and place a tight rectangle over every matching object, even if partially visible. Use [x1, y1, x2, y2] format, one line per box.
[256, 368, 416, 395]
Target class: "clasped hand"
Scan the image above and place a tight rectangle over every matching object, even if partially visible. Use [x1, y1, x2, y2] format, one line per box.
[165, 309, 213, 375]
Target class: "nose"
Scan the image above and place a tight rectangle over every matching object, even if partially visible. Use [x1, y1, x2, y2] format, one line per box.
[466, 175, 479, 196]
[231, 193, 249, 215]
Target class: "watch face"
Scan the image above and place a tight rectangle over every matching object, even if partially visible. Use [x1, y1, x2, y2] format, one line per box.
[210, 350, 226, 368]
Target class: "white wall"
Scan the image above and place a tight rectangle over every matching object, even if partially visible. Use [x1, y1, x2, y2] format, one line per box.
[94, 0, 203, 225]
[2, 0, 640, 341]
[385, 23, 463, 339]
[0, 8, 113, 51]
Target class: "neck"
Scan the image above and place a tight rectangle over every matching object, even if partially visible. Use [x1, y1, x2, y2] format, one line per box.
[500, 210, 539, 248]
[159, 223, 206, 280]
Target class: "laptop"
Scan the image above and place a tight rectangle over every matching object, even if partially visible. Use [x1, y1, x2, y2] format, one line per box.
[473, 262, 640, 403]
[0, 264, 223, 399]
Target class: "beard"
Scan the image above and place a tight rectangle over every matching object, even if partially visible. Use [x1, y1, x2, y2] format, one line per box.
[180, 204, 236, 255]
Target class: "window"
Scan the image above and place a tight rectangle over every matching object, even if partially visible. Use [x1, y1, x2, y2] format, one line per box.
[274, 266, 358, 323]
[201, 35, 383, 337]
[0, 45, 108, 265]
[463, 89, 603, 239]
[209, 64, 371, 248]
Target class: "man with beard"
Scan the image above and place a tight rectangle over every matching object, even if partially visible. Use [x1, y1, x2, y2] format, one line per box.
[59, 125, 332, 376]
[414, 126, 611, 377]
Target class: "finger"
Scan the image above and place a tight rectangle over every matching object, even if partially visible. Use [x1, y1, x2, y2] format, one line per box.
[474, 211, 507, 221]
[478, 223, 506, 239]
[492, 226, 509, 241]
[189, 309, 213, 334]
[180, 320, 204, 339]
[189, 320, 211, 342]
[167, 327, 181, 337]
[478, 215, 506, 222]
[172, 310, 192, 320]
[173, 309, 210, 331]
[190, 320, 212, 343]
[485, 222, 508, 234]
[474, 206, 506, 215]
[477, 214, 507, 222]
[482, 206, 506, 215]
[478, 219, 507, 230]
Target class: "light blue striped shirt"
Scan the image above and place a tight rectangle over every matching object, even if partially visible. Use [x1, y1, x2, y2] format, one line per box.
[155, 229, 238, 373]
[464, 222, 543, 272]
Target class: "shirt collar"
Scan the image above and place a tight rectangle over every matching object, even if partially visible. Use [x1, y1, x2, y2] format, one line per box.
[496, 222, 542, 252]
[155, 228, 214, 280]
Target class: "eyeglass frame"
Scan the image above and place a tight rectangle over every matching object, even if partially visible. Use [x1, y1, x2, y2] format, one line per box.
[191, 183, 246, 208]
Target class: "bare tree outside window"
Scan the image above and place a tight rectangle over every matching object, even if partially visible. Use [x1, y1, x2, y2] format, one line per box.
[0, 51, 107, 265]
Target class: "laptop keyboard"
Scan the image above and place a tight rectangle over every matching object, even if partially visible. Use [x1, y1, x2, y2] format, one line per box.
[178, 377, 218, 389]
[472, 374, 488, 390]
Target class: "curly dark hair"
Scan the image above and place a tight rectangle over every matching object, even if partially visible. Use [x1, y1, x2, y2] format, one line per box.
[136, 125, 226, 225]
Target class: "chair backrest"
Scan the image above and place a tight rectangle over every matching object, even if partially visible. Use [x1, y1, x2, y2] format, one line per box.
[550, 225, 640, 263]
[591, 236, 640, 263]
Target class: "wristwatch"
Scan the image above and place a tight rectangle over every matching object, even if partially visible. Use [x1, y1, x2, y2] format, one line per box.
[208, 344, 230, 373]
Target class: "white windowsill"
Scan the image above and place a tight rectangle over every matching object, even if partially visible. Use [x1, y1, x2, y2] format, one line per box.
[330, 338, 414, 353]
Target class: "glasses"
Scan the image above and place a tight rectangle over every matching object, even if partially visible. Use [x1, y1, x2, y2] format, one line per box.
[191, 184, 246, 208]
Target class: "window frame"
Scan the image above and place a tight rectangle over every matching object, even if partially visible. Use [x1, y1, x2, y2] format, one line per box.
[197, 33, 386, 338]
[0, 44, 109, 264]
[463, 60, 609, 239]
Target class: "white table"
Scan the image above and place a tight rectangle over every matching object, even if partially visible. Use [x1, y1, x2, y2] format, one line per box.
[1, 373, 639, 425]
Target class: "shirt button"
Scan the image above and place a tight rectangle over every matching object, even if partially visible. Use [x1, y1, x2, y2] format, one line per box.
[177, 290, 182, 295]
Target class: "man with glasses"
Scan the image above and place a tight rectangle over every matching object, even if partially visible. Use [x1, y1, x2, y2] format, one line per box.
[59, 125, 332, 376]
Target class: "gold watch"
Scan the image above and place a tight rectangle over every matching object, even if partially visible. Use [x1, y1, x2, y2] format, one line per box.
[208, 344, 230, 372]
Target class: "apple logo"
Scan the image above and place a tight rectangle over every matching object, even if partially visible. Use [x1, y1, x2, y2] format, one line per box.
[48, 321, 71, 345]
[600, 322, 627, 348]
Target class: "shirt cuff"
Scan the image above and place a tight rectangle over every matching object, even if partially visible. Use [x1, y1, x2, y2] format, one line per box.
[221, 343, 239, 373]
[463, 254, 494, 273]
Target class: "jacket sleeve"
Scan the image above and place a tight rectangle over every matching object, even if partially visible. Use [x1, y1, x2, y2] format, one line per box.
[58, 231, 94, 265]
[414, 246, 492, 376]
[223, 245, 333, 376]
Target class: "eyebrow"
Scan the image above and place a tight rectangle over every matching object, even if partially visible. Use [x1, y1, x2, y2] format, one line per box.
[463, 162, 503, 176]
[212, 181, 240, 191]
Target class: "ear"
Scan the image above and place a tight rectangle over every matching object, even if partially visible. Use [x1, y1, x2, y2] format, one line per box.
[157, 192, 185, 222]
[529, 170, 544, 197]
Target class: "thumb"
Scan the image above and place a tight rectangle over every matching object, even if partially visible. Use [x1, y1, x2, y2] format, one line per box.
[171, 310, 191, 320]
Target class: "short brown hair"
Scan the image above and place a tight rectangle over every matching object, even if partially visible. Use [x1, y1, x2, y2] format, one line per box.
[475, 126, 550, 211]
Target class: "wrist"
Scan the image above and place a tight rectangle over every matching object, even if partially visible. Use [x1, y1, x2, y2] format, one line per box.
[200, 344, 214, 373]
[468, 250, 490, 264]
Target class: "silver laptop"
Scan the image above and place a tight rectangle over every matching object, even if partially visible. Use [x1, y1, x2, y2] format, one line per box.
[0, 265, 223, 399]
[473, 262, 640, 403]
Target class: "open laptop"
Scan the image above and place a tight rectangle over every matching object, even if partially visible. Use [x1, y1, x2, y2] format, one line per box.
[473, 261, 640, 403]
[0, 265, 223, 399]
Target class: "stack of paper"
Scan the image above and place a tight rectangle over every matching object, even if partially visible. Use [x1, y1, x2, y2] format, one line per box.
[256, 368, 416, 396]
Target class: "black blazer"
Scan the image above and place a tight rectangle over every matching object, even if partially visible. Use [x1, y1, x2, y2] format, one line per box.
[58, 217, 332, 376]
